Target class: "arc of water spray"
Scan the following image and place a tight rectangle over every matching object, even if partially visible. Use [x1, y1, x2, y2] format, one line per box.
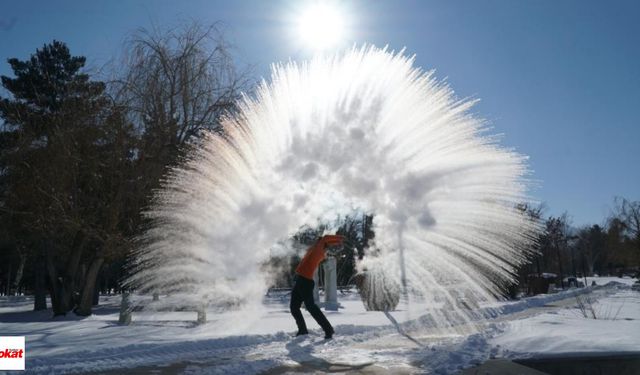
[124, 45, 541, 333]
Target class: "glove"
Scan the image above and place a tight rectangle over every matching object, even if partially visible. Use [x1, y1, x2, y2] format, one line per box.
[321, 234, 345, 246]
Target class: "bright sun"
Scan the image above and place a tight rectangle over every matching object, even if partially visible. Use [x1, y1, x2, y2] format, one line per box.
[297, 3, 346, 51]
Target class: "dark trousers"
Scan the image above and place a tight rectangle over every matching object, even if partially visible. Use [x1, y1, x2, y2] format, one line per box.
[290, 275, 333, 334]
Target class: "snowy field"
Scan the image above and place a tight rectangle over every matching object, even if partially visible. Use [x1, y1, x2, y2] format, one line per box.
[0, 277, 638, 374]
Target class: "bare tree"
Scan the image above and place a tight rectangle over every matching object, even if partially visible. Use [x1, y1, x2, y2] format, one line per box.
[113, 20, 249, 149]
[109, 21, 250, 229]
[539, 213, 571, 288]
[614, 198, 640, 242]
[612, 197, 640, 266]
[516, 203, 545, 277]
[575, 225, 606, 276]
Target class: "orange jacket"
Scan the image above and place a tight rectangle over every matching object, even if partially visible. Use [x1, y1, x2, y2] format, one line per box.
[295, 235, 344, 280]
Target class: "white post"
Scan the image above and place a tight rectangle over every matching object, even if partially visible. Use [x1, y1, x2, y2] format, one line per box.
[118, 292, 131, 325]
[197, 304, 207, 324]
[323, 256, 338, 311]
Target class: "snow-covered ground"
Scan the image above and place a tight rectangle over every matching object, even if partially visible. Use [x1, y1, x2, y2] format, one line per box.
[0, 277, 638, 374]
[493, 279, 640, 357]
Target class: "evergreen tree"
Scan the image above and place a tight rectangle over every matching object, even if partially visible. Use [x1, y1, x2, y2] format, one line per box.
[0, 41, 135, 315]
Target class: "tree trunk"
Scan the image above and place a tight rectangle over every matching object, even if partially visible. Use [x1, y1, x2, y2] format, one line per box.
[75, 257, 104, 316]
[63, 231, 86, 312]
[45, 245, 65, 316]
[34, 257, 47, 311]
[45, 231, 86, 315]
[5, 265, 11, 296]
[556, 246, 565, 289]
[12, 252, 26, 295]
[92, 279, 100, 306]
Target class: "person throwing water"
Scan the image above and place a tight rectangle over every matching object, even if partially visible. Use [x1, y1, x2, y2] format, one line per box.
[290, 234, 345, 339]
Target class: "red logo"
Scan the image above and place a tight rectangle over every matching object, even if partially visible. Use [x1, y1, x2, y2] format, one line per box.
[0, 349, 24, 359]
[0, 336, 25, 370]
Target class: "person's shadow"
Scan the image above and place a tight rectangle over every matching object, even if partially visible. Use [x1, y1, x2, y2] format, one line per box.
[280, 336, 374, 373]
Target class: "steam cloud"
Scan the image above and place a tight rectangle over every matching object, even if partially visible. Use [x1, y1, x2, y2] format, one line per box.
[125, 46, 540, 331]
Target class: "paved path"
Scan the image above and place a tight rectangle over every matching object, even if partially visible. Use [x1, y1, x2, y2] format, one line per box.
[95, 288, 615, 374]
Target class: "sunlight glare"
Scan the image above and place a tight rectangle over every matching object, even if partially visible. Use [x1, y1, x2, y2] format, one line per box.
[297, 3, 345, 51]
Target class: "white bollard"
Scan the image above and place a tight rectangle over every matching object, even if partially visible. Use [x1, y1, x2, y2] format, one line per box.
[323, 256, 338, 311]
[118, 292, 131, 325]
[196, 305, 207, 324]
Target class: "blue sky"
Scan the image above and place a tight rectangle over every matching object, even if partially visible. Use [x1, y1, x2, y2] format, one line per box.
[1, 0, 638, 227]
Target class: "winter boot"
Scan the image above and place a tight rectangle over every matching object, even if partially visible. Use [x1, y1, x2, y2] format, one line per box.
[324, 328, 334, 339]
